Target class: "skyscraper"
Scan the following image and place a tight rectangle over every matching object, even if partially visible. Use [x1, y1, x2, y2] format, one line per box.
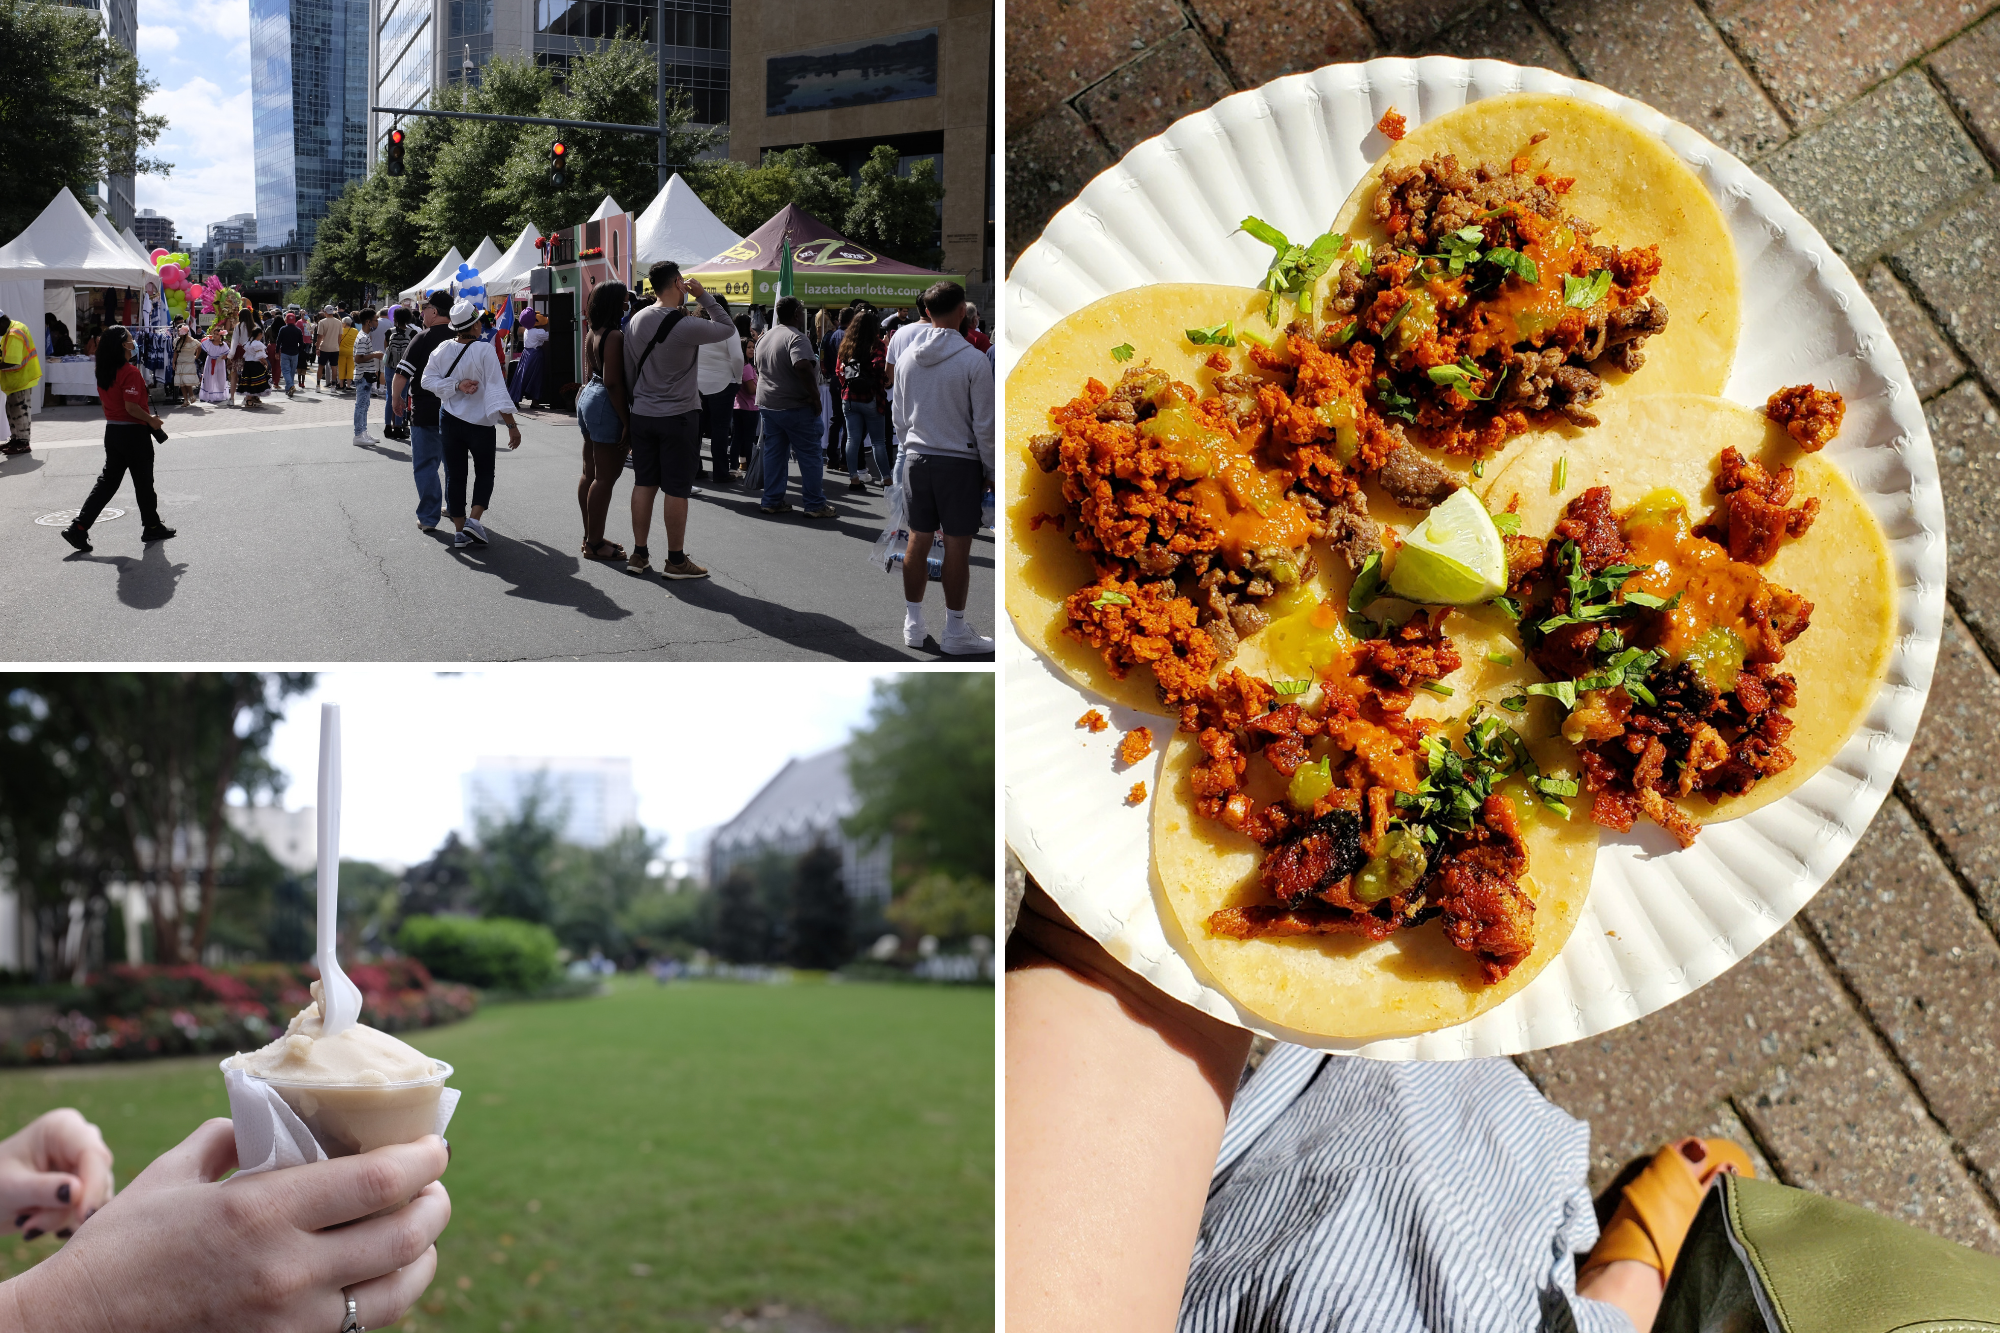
[462, 757, 640, 849]
[43, 0, 138, 227]
[252, 0, 373, 251]
[370, 0, 433, 163]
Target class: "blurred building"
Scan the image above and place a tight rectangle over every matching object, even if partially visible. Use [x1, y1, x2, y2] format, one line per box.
[729, 1, 993, 308]
[462, 756, 639, 848]
[706, 745, 890, 901]
[228, 803, 318, 876]
[131, 208, 175, 253]
[252, 0, 373, 251]
[41, 0, 138, 227]
[195, 213, 258, 276]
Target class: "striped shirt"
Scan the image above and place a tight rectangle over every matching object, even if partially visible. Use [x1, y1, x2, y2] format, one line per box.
[1180, 1045, 1635, 1333]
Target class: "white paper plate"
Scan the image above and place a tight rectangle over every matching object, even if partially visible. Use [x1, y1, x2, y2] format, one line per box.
[1001, 57, 1947, 1058]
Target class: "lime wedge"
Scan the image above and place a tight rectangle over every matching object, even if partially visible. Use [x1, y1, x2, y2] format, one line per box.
[1387, 488, 1508, 605]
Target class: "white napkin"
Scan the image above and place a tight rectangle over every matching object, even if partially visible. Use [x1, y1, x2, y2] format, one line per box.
[225, 1067, 461, 1177]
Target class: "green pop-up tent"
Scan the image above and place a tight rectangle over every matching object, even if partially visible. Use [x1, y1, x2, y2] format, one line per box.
[686, 203, 958, 307]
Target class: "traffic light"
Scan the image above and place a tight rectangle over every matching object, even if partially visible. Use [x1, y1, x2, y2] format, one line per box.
[386, 127, 405, 176]
[548, 139, 568, 188]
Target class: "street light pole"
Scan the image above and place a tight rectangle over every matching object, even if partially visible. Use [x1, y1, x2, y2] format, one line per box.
[656, 0, 668, 191]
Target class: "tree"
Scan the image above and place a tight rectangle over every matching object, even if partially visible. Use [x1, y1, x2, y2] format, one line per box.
[216, 258, 256, 289]
[550, 824, 661, 958]
[469, 775, 566, 924]
[688, 146, 855, 238]
[0, 0, 171, 238]
[787, 841, 850, 970]
[845, 146, 944, 270]
[297, 181, 373, 310]
[709, 866, 766, 964]
[886, 871, 990, 943]
[0, 683, 124, 980]
[0, 674, 312, 968]
[846, 674, 994, 886]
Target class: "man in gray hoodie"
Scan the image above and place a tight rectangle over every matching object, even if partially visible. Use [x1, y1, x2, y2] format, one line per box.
[623, 261, 738, 580]
[888, 281, 994, 655]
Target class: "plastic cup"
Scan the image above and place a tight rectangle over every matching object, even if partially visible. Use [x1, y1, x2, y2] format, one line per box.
[223, 1058, 453, 1158]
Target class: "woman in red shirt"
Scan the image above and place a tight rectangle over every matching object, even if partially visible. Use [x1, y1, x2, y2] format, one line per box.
[59, 326, 176, 551]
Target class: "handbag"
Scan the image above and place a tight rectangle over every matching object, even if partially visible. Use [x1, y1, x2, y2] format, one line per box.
[1657, 1173, 2000, 1332]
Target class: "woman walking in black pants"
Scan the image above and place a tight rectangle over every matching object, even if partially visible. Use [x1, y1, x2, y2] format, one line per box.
[420, 300, 520, 549]
[60, 327, 175, 552]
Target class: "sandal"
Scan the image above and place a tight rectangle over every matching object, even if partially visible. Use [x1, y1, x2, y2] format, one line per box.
[582, 540, 626, 561]
[1582, 1137, 1755, 1283]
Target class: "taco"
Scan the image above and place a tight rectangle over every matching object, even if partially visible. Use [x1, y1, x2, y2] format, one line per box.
[1472, 391, 1895, 843]
[1329, 91, 1740, 455]
[1149, 612, 1597, 1041]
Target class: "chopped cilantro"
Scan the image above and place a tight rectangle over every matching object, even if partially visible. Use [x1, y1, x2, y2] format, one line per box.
[1419, 681, 1454, 696]
[1428, 356, 1506, 402]
[1491, 594, 1523, 620]
[1395, 710, 1554, 841]
[1271, 678, 1313, 695]
[1486, 651, 1513, 666]
[1499, 695, 1528, 712]
[1110, 343, 1135, 362]
[1553, 455, 1568, 493]
[1563, 269, 1613, 309]
[1089, 589, 1134, 609]
[1340, 238, 1374, 275]
[1330, 318, 1359, 347]
[1381, 298, 1415, 341]
[1483, 246, 1539, 284]
[1185, 322, 1237, 347]
[1349, 549, 1385, 612]
[1242, 217, 1346, 322]
[1374, 376, 1418, 423]
[1490, 510, 1522, 535]
[1472, 459, 1485, 478]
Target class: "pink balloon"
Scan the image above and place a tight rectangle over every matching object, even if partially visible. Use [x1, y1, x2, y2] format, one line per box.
[158, 264, 183, 287]
[149, 248, 168, 263]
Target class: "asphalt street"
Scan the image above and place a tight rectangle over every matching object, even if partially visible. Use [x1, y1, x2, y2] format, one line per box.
[0, 389, 994, 662]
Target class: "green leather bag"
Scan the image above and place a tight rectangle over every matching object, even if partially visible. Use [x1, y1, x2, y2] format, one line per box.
[1657, 1173, 2000, 1332]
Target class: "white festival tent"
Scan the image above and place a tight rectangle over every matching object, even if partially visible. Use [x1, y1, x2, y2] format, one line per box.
[588, 195, 624, 222]
[633, 173, 741, 268]
[399, 245, 464, 301]
[120, 225, 156, 266]
[461, 235, 503, 279]
[482, 223, 544, 298]
[0, 188, 159, 411]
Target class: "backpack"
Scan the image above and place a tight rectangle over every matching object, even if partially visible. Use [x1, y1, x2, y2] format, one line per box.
[838, 352, 882, 402]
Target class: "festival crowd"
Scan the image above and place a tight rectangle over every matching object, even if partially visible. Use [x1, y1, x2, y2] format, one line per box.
[6, 262, 994, 656]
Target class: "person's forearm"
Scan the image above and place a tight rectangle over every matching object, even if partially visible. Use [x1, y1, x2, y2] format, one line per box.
[1007, 944, 1251, 1332]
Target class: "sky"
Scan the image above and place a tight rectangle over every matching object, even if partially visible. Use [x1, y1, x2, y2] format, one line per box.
[135, 1, 256, 245]
[257, 667, 904, 868]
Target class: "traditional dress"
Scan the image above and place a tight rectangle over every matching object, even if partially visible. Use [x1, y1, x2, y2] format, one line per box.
[508, 314, 548, 406]
[237, 337, 271, 397]
[172, 328, 199, 391]
[198, 334, 230, 403]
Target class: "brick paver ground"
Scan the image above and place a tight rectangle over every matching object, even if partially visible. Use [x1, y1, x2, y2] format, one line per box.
[1006, 0, 2000, 1259]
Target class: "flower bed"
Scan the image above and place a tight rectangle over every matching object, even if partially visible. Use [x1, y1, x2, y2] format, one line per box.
[0, 960, 477, 1066]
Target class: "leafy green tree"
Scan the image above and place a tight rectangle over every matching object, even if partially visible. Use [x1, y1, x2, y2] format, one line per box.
[787, 842, 850, 970]
[845, 146, 944, 270]
[297, 181, 373, 309]
[205, 831, 292, 961]
[216, 258, 257, 288]
[469, 775, 566, 924]
[0, 682, 123, 980]
[709, 865, 766, 964]
[550, 825, 661, 958]
[886, 871, 991, 943]
[0, 0, 171, 238]
[621, 881, 703, 960]
[846, 674, 994, 887]
[688, 145, 856, 237]
[417, 60, 558, 262]
[1, 674, 313, 967]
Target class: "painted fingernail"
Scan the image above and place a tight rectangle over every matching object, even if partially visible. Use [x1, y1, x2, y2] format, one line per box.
[55, 1184, 69, 1204]
[55, 1229, 70, 1239]
[443, 1138, 452, 1162]
[24, 1230, 42, 1241]
[14, 1214, 28, 1228]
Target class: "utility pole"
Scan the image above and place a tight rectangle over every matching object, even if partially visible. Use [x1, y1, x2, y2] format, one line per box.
[657, 0, 669, 191]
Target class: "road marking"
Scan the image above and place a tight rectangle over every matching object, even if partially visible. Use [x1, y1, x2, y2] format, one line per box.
[20, 419, 372, 452]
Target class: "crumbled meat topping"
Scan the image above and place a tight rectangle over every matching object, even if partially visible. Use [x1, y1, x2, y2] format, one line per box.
[1376, 108, 1407, 141]
[1125, 781, 1148, 806]
[1764, 384, 1843, 453]
[1693, 446, 1819, 565]
[1078, 710, 1108, 733]
[1118, 727, 1154, 767]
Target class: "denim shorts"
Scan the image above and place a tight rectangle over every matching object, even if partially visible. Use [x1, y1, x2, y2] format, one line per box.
[576, 376, 621, 443]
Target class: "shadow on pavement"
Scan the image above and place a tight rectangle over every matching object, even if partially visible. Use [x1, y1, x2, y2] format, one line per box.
[351, 438, 412, 463]
[63, 540, 188, 609]
[658, 578, 920, 661]
[449, 536, 633, 621]
[1, 455, 45, 476]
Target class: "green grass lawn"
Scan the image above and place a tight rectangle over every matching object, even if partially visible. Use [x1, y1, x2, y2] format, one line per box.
[0, 977, 994, 1333]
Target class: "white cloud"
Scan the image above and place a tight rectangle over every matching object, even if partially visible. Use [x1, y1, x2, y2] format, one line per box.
[137, 73, 255, 244]
[137, 24, 179, 54]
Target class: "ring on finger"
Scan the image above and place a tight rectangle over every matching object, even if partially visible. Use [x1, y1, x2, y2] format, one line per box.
[339, 1291, 365, 1333]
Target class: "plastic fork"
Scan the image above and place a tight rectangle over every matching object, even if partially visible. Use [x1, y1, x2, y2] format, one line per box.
[315, 703, 363, 1039]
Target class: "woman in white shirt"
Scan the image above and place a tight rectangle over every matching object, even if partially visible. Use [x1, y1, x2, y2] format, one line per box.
[420, 300, 521, 550]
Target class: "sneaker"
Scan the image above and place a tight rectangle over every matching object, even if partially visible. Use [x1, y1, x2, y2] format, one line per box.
[757, 503, 793, 515]
[353, 434, 372, 446]
[940, 620, 995, 655]
[464, 517, 489, 545]
[60, 525, 90, 552]
[848, 478, 869, 492]
[803, 505, 837, 519]
[661, 553, 710, 580]
[903, 618, 928, 649]
[452, 529, 474, 549]
[140, 525, 176, 543]
[625, 545, 651, 575]
[418, 523, 438, 533]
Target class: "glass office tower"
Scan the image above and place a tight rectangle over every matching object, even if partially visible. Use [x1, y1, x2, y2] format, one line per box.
[251, 0, 372, 250]
[374, 0, 434, 152]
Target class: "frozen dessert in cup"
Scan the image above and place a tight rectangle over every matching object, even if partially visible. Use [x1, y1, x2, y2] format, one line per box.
[224, 982, 452, 1157]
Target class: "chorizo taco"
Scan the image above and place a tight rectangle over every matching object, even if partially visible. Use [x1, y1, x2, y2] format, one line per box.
[1472, 391, 1895, 844]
